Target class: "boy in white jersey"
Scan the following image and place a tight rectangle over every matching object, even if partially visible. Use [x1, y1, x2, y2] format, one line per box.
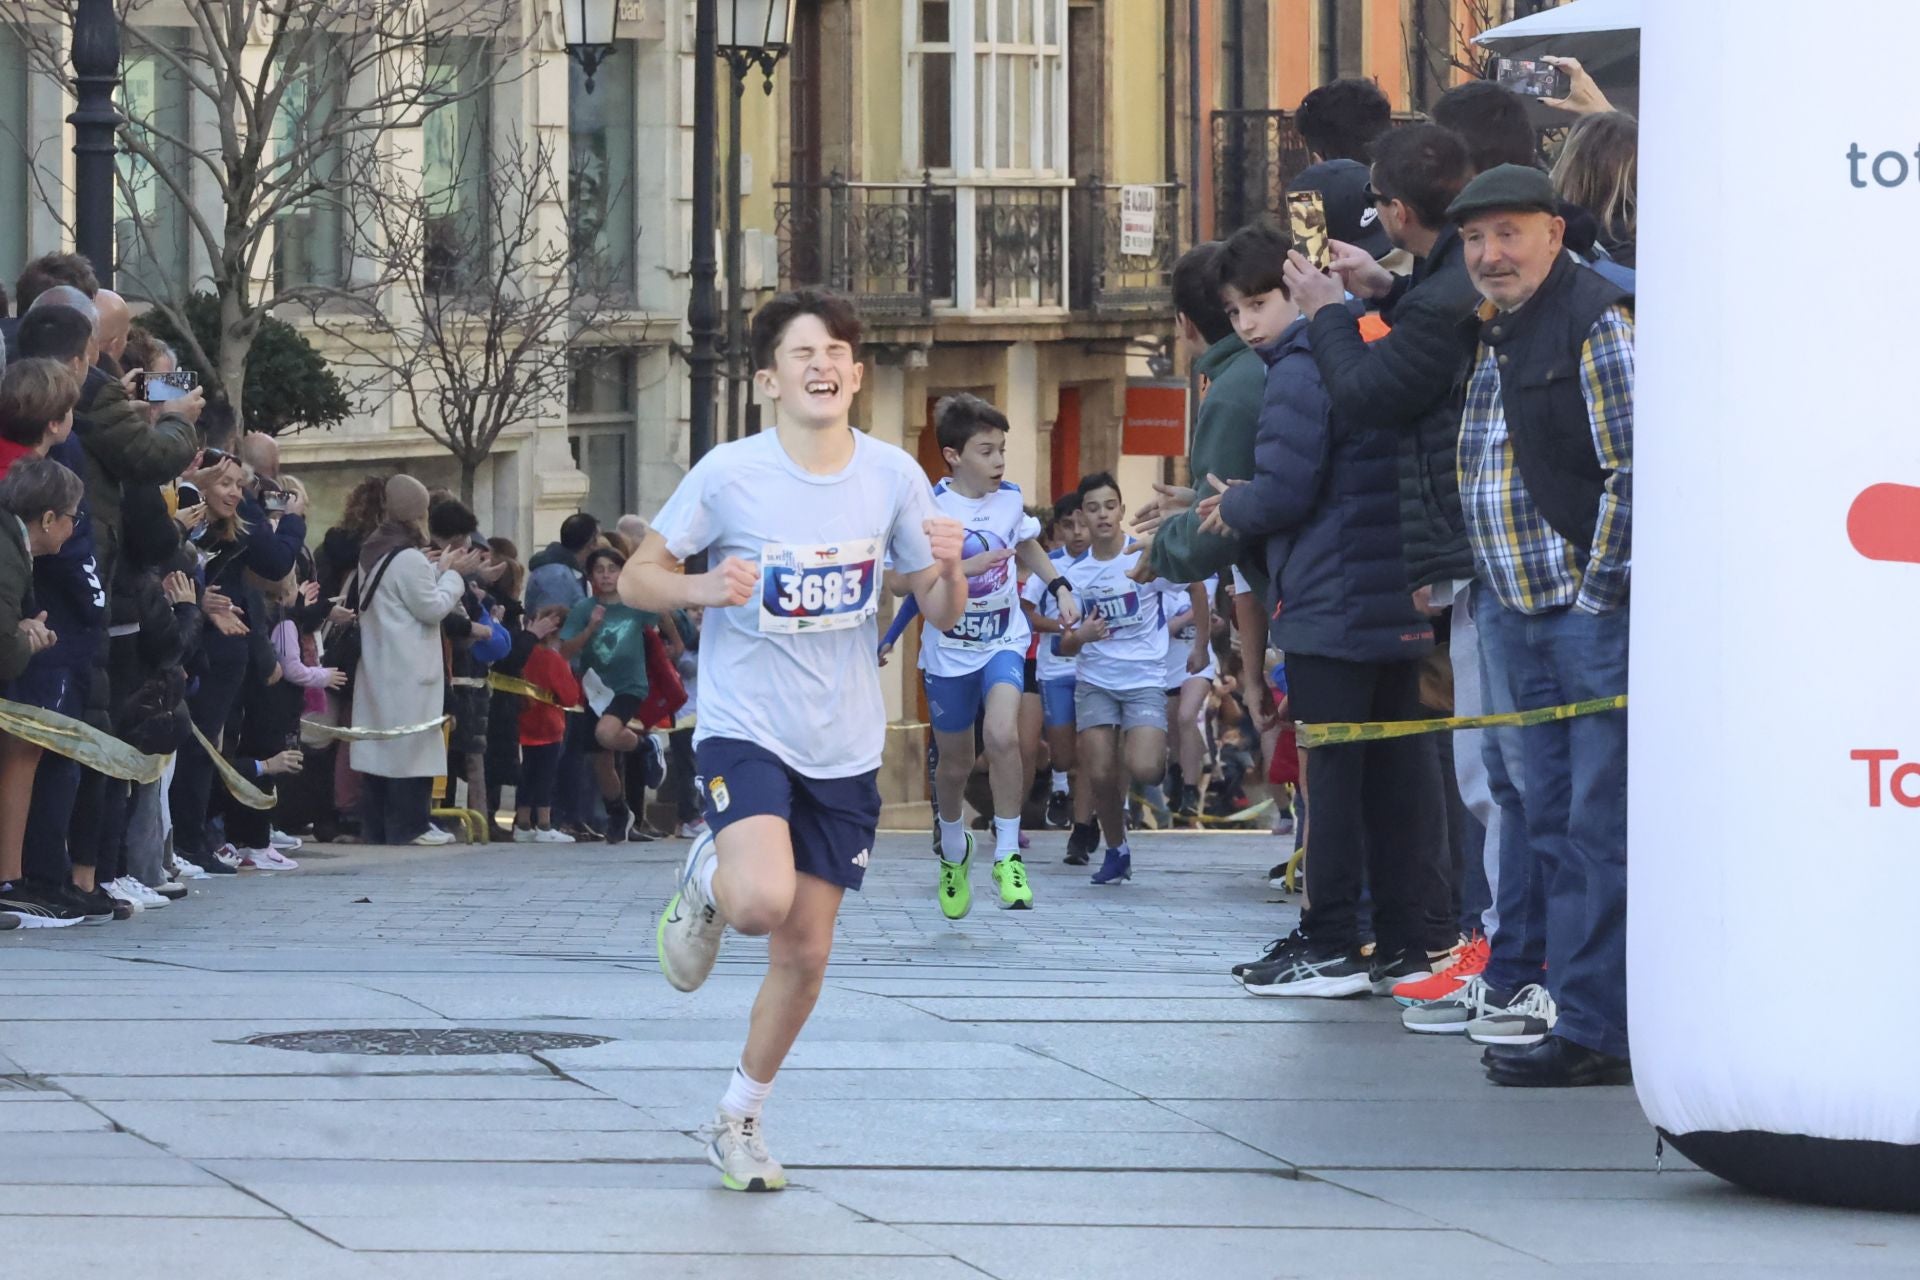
[917, 394, 1080, 917]
[1057, 472, 1171, 884]
[1158, 575, 1217, 826]
[1020, 493, 1099, 862]
[621, 291, 967, 1192]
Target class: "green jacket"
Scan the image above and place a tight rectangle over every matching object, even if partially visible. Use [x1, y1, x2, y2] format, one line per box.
[0, 517, 34, 683]
[1146, 333, 1270, 596]
[75, 371, 197, 598]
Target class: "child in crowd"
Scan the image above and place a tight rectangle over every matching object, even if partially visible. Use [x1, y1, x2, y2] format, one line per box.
[561, 547, 658, 843]
[514, 604, 580, 842]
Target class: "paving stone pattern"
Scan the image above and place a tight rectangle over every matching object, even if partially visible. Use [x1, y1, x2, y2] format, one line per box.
[2, 832, 1914, 1278]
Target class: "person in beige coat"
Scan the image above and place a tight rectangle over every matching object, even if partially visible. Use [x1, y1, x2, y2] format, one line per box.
[349, 475, 482, 845]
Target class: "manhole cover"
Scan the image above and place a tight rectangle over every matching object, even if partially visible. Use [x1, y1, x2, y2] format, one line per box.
[242, 1028, 611, 1056]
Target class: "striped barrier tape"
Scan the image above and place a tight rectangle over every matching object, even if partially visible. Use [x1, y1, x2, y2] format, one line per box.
[1295, 694, 1627, 749]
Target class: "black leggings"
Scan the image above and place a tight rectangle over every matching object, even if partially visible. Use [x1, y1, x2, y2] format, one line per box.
[169, 668, 244, 857]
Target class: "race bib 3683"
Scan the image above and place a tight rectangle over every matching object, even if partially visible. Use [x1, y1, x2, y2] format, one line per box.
[758, 537, 880, 634]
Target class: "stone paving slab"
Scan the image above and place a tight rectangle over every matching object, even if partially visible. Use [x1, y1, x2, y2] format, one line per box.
[0, 831, 1882, 1277]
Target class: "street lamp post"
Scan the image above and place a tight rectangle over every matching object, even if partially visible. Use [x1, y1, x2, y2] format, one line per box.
[69, 0, 121, 285]
[716, 1, 798, 444]
[560, 0, 619, 93]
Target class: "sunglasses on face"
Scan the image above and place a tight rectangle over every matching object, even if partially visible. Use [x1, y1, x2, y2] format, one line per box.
[1363, 183, 1389, 205]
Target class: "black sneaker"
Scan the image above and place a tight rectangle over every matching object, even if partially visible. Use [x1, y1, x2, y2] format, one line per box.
[0, 880, 86, 928]
[1044, 790, 1071, 830]
[186, 849, 238, 876]
[1232, 929, 1308, 982]
[1063, 821, 1096, 866]
[1368, 947, 1442, 996]
[1175, 785, 1202, 828]
[53, 883, 121, 924]
[1243, 941, 1373, 998]
[603, 803, 633, 845]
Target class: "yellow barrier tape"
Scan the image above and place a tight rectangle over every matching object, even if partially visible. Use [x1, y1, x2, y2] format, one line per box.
[187, 720, 276, 810]
[298, 715, 449, 743]
[1296, 694, 1627, 749]
[0, 698, 169, 784]
[485, 672, 584, 712]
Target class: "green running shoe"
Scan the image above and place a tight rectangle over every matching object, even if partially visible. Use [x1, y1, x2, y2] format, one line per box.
[993, 854, 1034, 910]
[937, 834, 974, 920]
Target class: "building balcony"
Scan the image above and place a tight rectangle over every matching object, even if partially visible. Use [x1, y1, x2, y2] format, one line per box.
[773, 174, 1179, 326]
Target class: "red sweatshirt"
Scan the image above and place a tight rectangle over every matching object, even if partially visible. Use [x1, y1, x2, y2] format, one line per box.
[518, 644, 582, 747]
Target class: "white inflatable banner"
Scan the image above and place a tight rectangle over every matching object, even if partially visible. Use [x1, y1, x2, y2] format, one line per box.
[1632, 0, 1920, 1210]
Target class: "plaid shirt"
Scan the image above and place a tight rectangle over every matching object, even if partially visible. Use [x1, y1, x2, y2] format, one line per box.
[1457, 304, 1634, 615]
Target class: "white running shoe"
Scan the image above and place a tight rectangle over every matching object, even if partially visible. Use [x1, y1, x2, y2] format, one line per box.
[533, 827, 575, 844]
[656, 831, 725, 992]
[151, 878, 188, 901]
[102, 879, 145, 912]
[411, 827, 456, 847]
[700, 1110, 786, 1192]
[676, 819, 710, 840]
[115, 877, 170, 909]
[512, 826, 539, 844]
[251, 848, 300, 871]
[170, 858, 210, 881]
[269, 828, 303, 851]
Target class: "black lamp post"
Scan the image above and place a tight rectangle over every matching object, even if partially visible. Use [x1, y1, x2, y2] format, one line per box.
[561, 0, 619, 93]
[69, 0, 121, 285]
[716, 0, 797, 444]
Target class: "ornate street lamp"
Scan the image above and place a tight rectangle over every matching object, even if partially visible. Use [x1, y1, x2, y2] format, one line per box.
[561, 0, 619, 94]
[706, 0, 797, 445]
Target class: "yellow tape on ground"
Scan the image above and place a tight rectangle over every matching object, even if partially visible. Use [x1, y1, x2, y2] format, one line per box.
[1295, 694, 1627, 749]
[187, 720, 275, 810]
[298, 715, 449, 743]
[0, 698, 169, 784]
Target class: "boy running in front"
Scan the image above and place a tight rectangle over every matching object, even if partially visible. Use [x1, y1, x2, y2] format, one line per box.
[1057, 473, 1171, 885]
[919, 394, 1079, 918]
[620, 290, 966, 1192]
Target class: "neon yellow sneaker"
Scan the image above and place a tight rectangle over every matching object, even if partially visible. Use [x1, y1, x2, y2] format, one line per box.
[993, 854, 1034, 910]
[937, 834, 974, 920]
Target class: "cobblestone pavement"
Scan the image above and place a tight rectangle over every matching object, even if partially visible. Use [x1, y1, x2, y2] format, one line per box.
[3, 830, 1914, 1278]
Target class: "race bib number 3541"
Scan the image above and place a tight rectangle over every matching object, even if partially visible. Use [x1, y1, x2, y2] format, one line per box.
[758, 537, 880, 634]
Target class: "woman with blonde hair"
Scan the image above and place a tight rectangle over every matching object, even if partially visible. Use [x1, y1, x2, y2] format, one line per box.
[1552, 110, 1637, 274]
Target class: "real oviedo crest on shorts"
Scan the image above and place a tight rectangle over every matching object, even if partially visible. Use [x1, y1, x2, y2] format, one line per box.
[756, 537, 882, 634]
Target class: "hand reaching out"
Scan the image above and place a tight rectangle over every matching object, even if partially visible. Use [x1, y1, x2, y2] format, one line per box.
[260, 748, 305, 776]
[1541, 56, 1613, 115]
[162, 571, 197, 607]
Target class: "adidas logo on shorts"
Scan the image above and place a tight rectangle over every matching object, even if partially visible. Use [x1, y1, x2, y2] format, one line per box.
[852, 848, 870, 869]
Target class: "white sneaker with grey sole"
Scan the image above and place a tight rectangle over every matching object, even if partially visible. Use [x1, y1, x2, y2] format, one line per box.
[656, 831, 726, 992]
[700, 1109, 786, 1192]
[1466, 983, 1558, 1046]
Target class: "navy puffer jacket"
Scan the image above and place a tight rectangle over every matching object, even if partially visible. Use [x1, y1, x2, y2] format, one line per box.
[1219, 317, 1434, 664]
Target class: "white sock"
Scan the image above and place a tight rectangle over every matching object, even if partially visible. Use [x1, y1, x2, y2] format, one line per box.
[938, 817, 968, 862]
[695, 849, 720, 907]
[1050, 770, 1069, 792]
[718, 1063, 773, 1121]
[993, 816, 1021, 861]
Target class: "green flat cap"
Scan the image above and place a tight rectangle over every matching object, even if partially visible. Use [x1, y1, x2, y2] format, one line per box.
[1446, 163, 1559, 223]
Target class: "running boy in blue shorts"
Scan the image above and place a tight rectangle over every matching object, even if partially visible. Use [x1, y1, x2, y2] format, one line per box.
[1020, 491, 1097, 861]
[916, 394, 1079, 918]
[620, 290, 967, 1192]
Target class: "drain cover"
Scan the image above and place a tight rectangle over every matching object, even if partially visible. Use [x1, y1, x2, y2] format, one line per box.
[243, 1028, 611, 1056]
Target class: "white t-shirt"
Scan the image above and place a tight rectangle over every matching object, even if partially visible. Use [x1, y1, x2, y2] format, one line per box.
[918, 479, 1042, 677]
[649, 428, 938, 778]
[1021, 546, 1086, 683]
[1160, 575, 1219, 689]
[1061, 542, 1168, 692]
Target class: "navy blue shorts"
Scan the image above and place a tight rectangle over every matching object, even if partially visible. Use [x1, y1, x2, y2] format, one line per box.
[695, 736, 881, 892]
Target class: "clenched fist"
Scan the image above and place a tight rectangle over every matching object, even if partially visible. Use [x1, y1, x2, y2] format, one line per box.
[925, 516, 965, 572]
[698, 556, 760, 608]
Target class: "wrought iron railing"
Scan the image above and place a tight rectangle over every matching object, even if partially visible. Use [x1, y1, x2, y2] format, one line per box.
[777, 174, 1178, 316]
[1069, 179, 1180, 313]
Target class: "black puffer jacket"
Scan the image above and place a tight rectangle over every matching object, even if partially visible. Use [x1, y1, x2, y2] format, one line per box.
[1219, 318, 1434, 665]
[1307, 225, 1483, 590]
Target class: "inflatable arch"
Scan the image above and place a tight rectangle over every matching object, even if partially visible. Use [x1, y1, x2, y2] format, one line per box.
[1632, 1, 1920, 1210]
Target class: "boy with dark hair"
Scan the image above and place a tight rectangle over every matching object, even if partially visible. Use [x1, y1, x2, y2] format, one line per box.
[1020, 491, 1096, 858]
[1198, 217, 1455, 1003]
[1295, 78, 1393, 163]
[1057, 472, 1170, 885]
[562, 546, 656, 843]
[914, 391, 1077, 916]
[13, 252, 99, 314]
[526, 511, 602, 615]
[620, 289, 967, 1191]
[1432, 80, 1539, 174]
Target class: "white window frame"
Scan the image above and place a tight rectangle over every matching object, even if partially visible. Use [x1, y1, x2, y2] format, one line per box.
[902, 0, 1069, 313]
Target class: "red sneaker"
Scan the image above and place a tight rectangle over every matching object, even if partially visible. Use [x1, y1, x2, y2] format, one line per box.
[1393, 934, 1489, 1006]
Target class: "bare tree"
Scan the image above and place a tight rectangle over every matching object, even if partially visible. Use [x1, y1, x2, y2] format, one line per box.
[1, 0, 526, 427]
[315, 127, 618, 505]
[1405, 0, 1510, 105]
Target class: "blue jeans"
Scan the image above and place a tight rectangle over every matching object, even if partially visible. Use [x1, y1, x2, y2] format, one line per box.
[1477, 598, 1630, 1058]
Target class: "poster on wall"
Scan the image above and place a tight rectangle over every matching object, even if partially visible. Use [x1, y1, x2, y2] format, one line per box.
[1119, 185, 1158, 257]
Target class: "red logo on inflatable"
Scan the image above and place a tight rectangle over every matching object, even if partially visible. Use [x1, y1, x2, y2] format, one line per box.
[1847, 484, 1920, 563]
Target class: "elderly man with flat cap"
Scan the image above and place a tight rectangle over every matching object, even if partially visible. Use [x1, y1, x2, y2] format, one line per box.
[1439, 163, 1635, 1090]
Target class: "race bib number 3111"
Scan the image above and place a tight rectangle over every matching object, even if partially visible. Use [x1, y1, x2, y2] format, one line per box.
[759, 537, 880, 634]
